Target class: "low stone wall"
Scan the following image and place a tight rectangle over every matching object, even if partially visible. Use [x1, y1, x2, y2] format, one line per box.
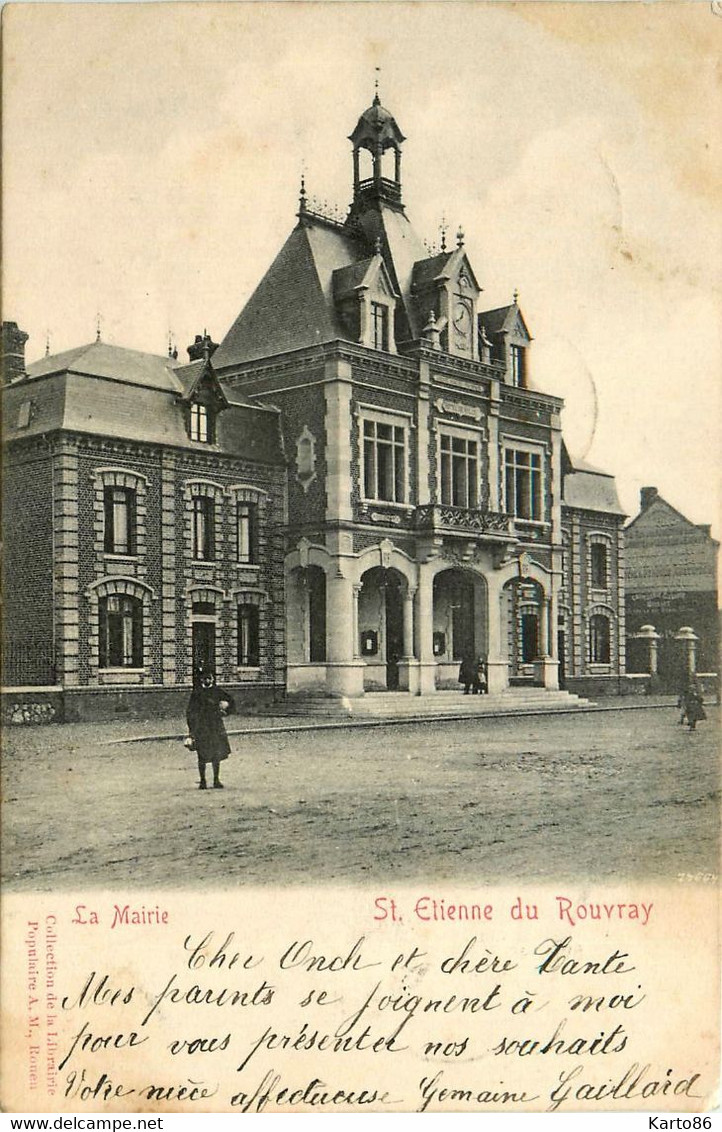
[2, 683, 282, 724]
[1, 688, 65, 725]
[564, 674, 649, 698]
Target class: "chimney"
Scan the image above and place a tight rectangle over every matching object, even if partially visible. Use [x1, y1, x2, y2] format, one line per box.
[640, 486, 659, 511]
[187, 331, 219, 362]
[2, 321, 29, 384]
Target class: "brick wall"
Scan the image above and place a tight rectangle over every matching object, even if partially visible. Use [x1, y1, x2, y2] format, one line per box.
[1, 443, 55, 683]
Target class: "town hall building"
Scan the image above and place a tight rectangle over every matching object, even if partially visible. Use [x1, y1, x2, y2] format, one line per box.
[2, 93, 629, 720]
[211, 94, 627, 701]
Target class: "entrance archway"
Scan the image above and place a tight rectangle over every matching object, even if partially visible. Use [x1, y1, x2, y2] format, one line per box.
[431, 568, 488, 688]
[286, 565, 327, 667]
[504, 577, 545, 682]
[358, 566, 406, 691]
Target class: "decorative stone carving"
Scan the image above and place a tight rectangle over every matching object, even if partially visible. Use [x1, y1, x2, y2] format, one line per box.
[295, 425, 317, 492]
[433, 397, 483, 423]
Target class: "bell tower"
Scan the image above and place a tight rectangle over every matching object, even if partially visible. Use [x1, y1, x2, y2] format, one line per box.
[348, 92, 406, 213]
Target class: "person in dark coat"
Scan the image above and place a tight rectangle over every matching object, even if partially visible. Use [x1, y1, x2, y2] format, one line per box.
[187, 666, 235, 789]
[459, 654, 477, 695]
[682, 679, 706, 731]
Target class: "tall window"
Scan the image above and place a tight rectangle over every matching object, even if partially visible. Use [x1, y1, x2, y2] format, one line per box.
[510, 345, 526, 387]
[440, 435, 479, 508]
[505, 448, 542, 520]
[190, 403, 210, 443]
[237, 604, 260, 667]
[589, 614, 611, 664]
[99, 595, 143, 668]
[192, 496, 215, 560]
[521, 612, 539, 663]
[237, 502, 258, 564]
[591, 543, 608, 589]
[371, 303, 389, 351]
[104, 487, 136, 555]
[363, 419, 406, 502]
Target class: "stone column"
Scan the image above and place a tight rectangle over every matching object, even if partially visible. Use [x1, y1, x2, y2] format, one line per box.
[324, 362, 353, 523]
[352, 583, 362, 658]
[484, 576, 508, 694]
[416, 567, 436, 694]
[416, 369, 431, 506]
[675, 627, 699, 677]
[487, 387, 500, 511]
[539, 597, 550, 656]
[398, 584, 419, 694]
[538, 594, 559, 690]
[638, 625, 661, 676]
[325, 568, 365, 697]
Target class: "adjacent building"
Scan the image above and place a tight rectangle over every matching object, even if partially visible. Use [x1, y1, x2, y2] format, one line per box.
[2, 327, 286, 720]
[625, 487, 719, 690]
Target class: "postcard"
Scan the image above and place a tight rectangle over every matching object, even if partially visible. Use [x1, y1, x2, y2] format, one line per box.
[1, 2, 719, 1116]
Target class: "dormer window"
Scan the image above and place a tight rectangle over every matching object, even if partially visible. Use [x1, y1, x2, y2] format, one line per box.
[190, 402, 211, 443]
[371, 302, 389, 351]
[510, 345, 526, 388]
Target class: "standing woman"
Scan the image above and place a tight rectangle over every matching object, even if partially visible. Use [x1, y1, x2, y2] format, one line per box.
[684, 678, 707, 732]
[187, 666, 235, 789]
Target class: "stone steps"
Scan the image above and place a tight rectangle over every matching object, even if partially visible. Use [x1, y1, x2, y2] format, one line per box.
[269, 688, 594, 720]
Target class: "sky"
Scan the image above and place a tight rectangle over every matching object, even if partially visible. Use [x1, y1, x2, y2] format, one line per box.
[2, 2, 720, 538]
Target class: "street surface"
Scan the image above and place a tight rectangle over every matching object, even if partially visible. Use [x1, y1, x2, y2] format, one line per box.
[2, 706, 718, 890]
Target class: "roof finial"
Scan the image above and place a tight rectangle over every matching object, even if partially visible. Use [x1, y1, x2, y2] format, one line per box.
[440, 215, 448, 253]
[374, 235, 382, 256]
[95, 312, 102, 343]
[299, 161, 307, 214]
[45, 330, 50, 357]
[374, 66, 381, 105]
[513, 287, 519, 304]
[456, 225, 465, 249]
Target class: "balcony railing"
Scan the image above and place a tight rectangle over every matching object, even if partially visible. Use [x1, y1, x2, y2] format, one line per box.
[415, 504, 515, 538]
[356, 177, 402, 204]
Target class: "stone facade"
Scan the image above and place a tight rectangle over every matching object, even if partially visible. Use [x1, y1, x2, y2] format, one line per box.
[211, 95, 627, 699]
[2, 93, 638, 716]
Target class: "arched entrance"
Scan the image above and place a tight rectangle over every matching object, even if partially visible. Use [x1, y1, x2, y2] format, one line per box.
[431, 568, 488, 688]
[358, 566, 406, 691]
[286, 564, 327, 692]
[504, 577, 546, 683]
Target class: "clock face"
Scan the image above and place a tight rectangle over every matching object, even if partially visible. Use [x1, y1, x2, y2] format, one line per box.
[453, 302, 470, 333]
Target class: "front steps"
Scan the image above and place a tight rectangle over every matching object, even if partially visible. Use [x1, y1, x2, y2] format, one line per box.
[270, 688, 594, 721]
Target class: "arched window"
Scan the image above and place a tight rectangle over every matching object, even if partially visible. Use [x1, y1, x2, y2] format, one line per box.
[99, 595, 143, 668]
[192, 496, 215, 560]
[589, 614, 611, 665]
[591, 543, 608, 589]
[237, 605, 260, 667]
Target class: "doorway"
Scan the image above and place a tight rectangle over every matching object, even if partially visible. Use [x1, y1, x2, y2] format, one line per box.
[192, 620, 216, 673]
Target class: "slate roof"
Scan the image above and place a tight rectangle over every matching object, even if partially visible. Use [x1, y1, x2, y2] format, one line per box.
[213, 222, 367, 368]
[25, 341, 184, 393]
[411, 251, 456, 290]
[4, 341, 282, 461]
[479, 303, 531, 341]
[562, 464, 625, 516]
